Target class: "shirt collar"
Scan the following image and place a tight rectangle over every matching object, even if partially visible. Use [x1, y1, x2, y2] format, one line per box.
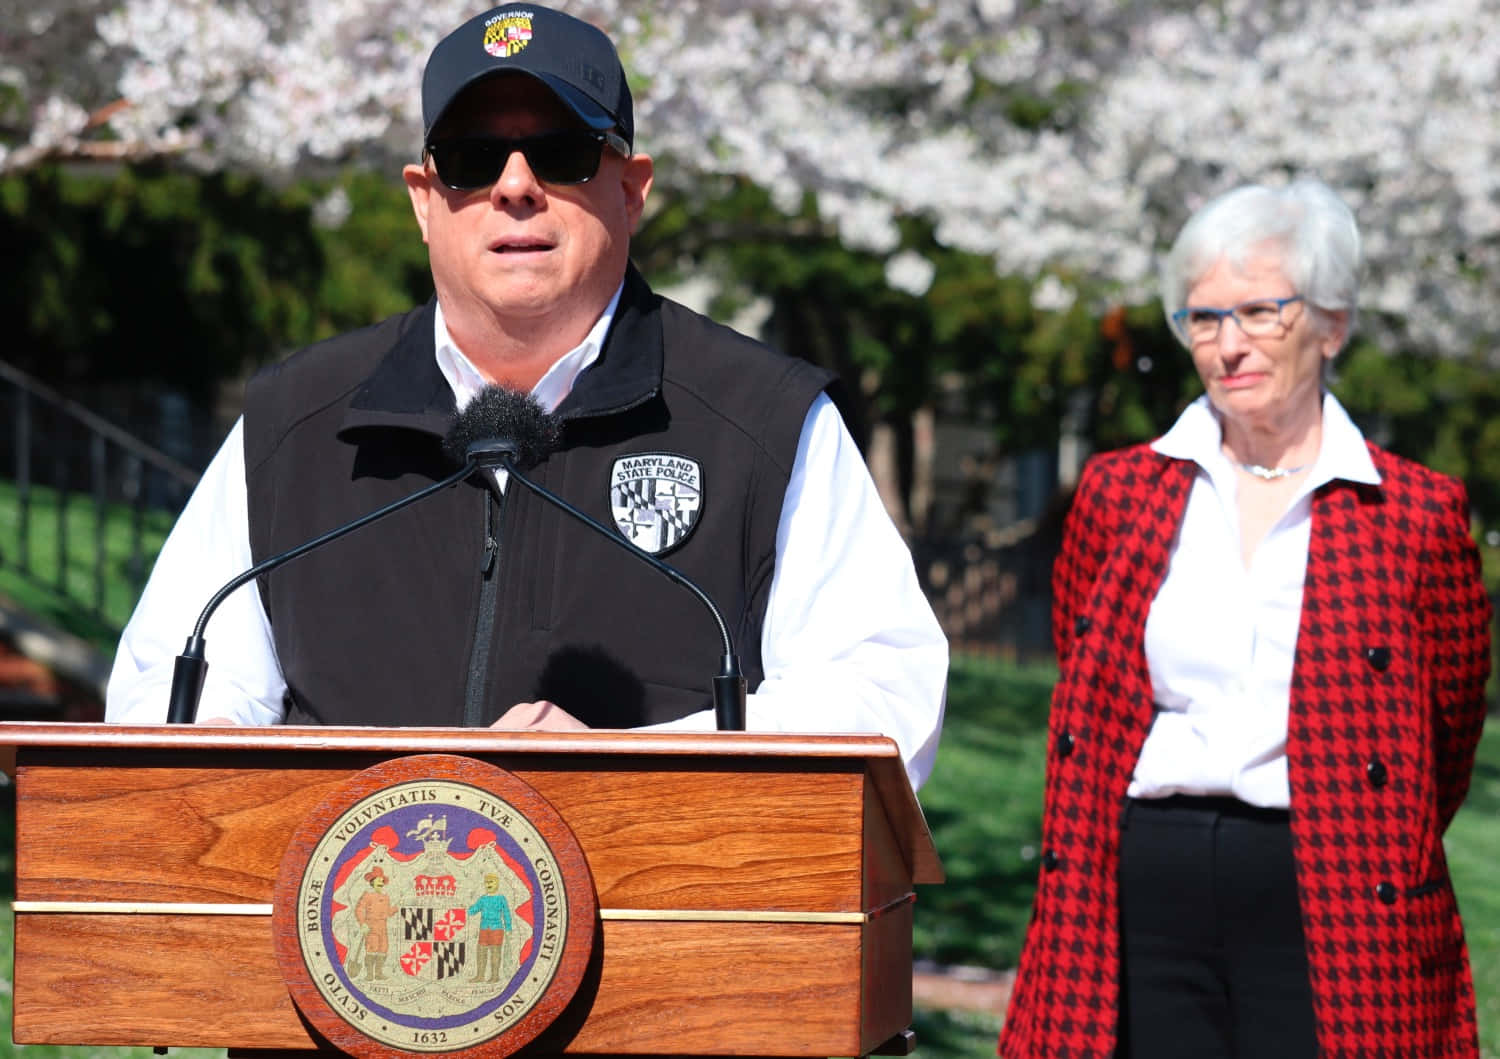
[432, 282, 625, 414]
[1152, 391, 1381, 489]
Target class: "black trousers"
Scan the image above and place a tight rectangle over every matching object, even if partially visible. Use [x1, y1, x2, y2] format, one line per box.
[1117, 796, 1319, 1059]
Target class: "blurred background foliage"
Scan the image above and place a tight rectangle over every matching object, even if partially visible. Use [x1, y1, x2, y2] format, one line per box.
[4, 160, 1500, 571]
[0, 165, 429, 403]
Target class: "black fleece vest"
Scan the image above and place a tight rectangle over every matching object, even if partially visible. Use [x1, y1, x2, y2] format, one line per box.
[244, 271, 832, 728]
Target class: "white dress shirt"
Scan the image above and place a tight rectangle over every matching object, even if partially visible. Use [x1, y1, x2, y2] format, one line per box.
[106, 291, 948, 790]
[1129, 392, 1380, 808]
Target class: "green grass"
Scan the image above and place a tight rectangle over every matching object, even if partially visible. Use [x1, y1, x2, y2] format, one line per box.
[910, 1007, 1003, 1059]
[0, 478, 176, 652]
[913, 656, 1052, 970]
[1450, 730, 1500, 1058]
[913, 655, 1500, 1058]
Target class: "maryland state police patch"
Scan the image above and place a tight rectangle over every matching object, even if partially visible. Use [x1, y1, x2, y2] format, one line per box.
[609, 453, 703, 554]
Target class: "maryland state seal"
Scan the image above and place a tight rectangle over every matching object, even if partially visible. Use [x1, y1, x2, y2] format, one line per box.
[272, 755, 595, 1058]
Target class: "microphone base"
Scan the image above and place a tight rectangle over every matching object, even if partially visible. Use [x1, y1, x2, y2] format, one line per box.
[166, 649, 208, 724]
[713, 673, 746, 731]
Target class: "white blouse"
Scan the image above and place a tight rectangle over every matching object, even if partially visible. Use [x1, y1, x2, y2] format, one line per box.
[1129, 393, 1380, 808]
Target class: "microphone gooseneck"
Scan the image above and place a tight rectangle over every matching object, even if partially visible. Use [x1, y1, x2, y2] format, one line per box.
[494, 453, 747, 731]
[165, 461, 475, 724]
[451, 386, 747, 731]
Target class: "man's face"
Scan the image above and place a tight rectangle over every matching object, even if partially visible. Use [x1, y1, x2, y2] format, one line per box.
[404, 75, 653, 351]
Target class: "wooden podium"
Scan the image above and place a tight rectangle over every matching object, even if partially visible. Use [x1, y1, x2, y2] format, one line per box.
[3, 723, 942, 1057]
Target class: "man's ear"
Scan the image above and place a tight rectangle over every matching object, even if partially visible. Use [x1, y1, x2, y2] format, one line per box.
[620, 152, 654, 235]
[403, 162, 435, 244]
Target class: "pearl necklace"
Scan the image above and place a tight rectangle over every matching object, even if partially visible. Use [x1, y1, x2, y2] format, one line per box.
[1234, 460, 1311, 481]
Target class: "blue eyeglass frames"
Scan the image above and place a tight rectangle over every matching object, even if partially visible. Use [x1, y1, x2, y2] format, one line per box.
[1171, 294, 1305, 343]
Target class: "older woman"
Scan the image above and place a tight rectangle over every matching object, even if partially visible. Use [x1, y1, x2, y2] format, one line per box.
[999, 178, 1491, 1059]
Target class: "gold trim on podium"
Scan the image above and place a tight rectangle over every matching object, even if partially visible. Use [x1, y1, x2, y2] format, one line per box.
[13, 902, 277, 915]
[13, 894, 915, 924]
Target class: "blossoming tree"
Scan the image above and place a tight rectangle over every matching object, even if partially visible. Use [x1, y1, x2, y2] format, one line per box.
[5, 0, 1497, 354]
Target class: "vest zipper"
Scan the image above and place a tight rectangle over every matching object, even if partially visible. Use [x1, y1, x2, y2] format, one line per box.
[463, 488, 502, 727]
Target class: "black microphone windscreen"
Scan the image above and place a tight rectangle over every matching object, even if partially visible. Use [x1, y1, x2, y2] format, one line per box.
[443, 386, 563, 470]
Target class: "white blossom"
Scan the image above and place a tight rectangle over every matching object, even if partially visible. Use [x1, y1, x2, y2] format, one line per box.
[312, 186, 353, 230]
[886, 251, 937, 297]
[30, 97, 91, 150]
[1031, 275, 1077, 313]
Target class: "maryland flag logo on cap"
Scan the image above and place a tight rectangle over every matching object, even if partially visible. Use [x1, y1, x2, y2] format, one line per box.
[483, 12, 533, 58]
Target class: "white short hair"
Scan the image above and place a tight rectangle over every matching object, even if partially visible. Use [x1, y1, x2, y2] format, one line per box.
[1160, 178, 1362, 348]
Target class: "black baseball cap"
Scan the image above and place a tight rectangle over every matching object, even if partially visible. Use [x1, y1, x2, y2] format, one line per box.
[422, 5, 634, 149]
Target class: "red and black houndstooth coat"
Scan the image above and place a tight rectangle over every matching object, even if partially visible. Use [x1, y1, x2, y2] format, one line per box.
[999, 440, 1491, 1059]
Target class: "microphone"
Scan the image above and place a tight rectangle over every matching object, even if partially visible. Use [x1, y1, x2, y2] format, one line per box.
[442, 386, 748, 731]
[164, 458, 477, 724]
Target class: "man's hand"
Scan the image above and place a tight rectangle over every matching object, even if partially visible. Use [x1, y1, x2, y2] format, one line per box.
[491, 701, 589, 731]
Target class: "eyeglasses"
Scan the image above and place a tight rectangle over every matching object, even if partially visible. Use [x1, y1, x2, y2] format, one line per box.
[1171, 295, 1305, 344]
[424, 129, 631, 190]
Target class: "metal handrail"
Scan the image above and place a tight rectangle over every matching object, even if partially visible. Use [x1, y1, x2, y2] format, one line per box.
[0, 359, 202, 634]
[0, 361, 202, 483]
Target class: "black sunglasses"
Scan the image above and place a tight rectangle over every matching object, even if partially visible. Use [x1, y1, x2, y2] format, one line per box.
[424, 129, 630, 190]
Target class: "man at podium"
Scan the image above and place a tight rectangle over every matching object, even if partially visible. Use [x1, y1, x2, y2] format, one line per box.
[104, 4, 948, 791]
